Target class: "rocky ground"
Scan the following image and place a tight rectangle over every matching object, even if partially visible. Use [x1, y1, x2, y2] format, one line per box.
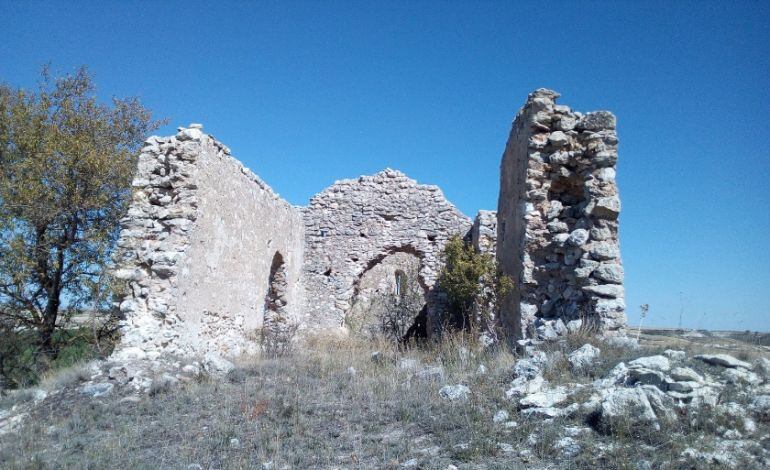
[0, 329, 768, 469]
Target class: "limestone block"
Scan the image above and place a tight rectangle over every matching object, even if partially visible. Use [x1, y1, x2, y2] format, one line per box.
[578, 111, 616, 131]
[593, 263, 624, 284]
[587, 196, 621, 220]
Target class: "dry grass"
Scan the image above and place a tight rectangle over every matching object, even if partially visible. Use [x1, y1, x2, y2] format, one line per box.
[0, 331, 767, 469]
[38, 361, 94, 392]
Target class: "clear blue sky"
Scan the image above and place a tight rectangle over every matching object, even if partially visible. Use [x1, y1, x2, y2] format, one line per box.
[2, 1, 768, 331]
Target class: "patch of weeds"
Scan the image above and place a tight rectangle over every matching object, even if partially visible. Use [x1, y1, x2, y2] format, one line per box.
[39, 362, 93, 391]
[147, 376, 175, 397]
[0, 388, 38, 409]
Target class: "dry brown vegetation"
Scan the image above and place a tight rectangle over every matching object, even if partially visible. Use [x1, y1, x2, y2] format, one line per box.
[0, 331, 768, 469]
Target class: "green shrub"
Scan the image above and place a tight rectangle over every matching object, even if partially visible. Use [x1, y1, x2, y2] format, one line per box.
[0, 326, 116, 390]
[437, 235, 512, 331]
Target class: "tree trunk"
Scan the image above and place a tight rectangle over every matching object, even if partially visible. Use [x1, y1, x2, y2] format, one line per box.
[39, 235, 66, 358]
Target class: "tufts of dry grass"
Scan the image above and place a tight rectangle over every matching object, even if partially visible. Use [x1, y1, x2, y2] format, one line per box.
[38, 362, 94, 392]
[0, 330, 767, 469]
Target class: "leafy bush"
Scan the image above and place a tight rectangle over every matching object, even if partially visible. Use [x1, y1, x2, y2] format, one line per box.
[0, 325, 116, 390]
[437, 235, 512, 334]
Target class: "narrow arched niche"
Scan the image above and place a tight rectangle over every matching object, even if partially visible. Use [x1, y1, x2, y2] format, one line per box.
[264, 252, 288, 323]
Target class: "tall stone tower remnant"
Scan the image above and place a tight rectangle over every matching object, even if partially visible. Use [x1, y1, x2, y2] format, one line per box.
[496, 89, 625, 340]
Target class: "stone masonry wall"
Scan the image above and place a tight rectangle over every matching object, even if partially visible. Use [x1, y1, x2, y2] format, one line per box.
[497, 89, 625, 340]
[472, 210, 497, 256]
[301, 169, 472, 334]
[112, 125, 304, 361]
[113, 88, 625, 361]
[114, 142, 471, 360]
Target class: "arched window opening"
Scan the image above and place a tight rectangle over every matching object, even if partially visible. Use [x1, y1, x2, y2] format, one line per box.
[394, 270, 406, 298]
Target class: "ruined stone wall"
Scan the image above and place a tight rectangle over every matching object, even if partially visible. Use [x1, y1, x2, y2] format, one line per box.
[301, 169, 472, 334]
[114, 137, 471, 359]
[112, 88, 625, 361]
[497, 89, 625, 340]
[472, 210, 497, 256]
[113, 126, 304, 360]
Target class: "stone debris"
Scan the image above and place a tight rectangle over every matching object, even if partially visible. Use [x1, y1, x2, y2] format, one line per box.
[628, 355, 671, 372]
[203, 353, 234, 374]
[591, 387, 662, 431]
[496, 442, 515, 453]
[398, 358, 419, 371]
[695, 354, 753, 370]
[513, 352, 548, 379]
[492, 410, 509, 423]
[555, 436, 581, 458]
[506, 375, 545, 399]
[518, 387, 569, 408]
[605, 336, 639, 349]
[663, 349, 687, 361]
[671, 366, 705, 383]
[755, 357, 770, 378]
[439, 384, 470, 401]
[4, 334, 766, 469]
[414, 366, 445, 382]
[721, 367, 762, 385]
[568, 343, 601, 372]
[80, 382, 114, 398]
[520, 403, 579, 419]
[749, 395, 770, 420]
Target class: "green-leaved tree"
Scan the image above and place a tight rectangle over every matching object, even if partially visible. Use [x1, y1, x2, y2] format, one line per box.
[0, 66, 163, 358]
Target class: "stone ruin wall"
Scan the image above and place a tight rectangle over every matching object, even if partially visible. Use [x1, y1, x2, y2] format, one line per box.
[497, 89, 625, 340]
[302, 170, 471, 335]
[113, 134, 473, 360]
[472, 210, 497, 256]
[112, 88, 626, 362]
[171, 131, 305, 357]
[113, 126, 305, 361]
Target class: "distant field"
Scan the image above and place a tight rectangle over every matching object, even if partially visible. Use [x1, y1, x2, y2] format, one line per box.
[634, 327, 770, 348]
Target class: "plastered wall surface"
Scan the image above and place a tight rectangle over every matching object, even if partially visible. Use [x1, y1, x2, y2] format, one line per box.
[172, 136, 305, 357]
